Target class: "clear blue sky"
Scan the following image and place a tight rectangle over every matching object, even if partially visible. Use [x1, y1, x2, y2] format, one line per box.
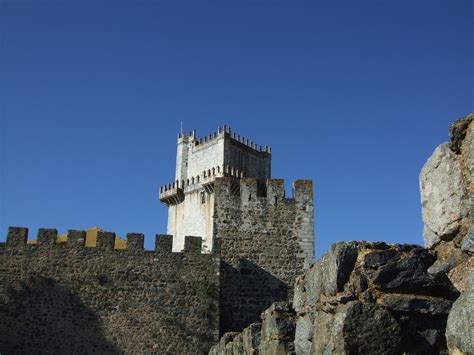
[1, 1, 472, 258]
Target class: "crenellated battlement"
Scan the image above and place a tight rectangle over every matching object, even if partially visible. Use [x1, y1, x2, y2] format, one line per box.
[212, 177, 312, 205]
[177, 125, 271, 155]
[159, 164, 246, 199]
[1, 230, 220, 354]
[3, 226, 208, 255]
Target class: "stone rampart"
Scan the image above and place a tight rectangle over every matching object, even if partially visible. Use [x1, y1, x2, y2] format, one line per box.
[214, 177, 314, 334]
[0, 227, 220, 354]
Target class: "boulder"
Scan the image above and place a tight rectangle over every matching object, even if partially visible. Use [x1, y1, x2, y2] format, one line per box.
[420, 143, 468, 247]
[446, 273, 474, 355]
[309, 242, 359, 302]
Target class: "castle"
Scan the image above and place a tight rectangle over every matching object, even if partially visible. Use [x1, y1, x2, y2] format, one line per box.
[159, 125, 313, 267]
[0, 125, 314, 354]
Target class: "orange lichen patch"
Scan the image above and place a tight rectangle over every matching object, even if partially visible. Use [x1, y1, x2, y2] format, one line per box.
[57, 227, 127, 249]
[294, 180, 313, 189]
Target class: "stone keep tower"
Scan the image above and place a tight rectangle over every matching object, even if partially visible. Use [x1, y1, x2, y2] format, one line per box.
[159, 125, 272, 252]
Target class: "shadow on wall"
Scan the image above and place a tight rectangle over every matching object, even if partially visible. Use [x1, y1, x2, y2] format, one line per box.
[220, 259, 289, 335]
[0, 276, 118, 354]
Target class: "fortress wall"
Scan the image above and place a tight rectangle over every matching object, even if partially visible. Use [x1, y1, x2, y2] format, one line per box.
[184, 136, 225, 180]
[168, 189, 216, 252]
[224, 135, 271, 179]
[0, 228, 220, 355]
[213, 177, 314, 334]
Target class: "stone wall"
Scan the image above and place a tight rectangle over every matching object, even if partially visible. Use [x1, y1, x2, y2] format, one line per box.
[0, 228, 220, 354]
[224, 136, 271, 179]
[213, 177, 314, 334]
[168, 187, 216, 252]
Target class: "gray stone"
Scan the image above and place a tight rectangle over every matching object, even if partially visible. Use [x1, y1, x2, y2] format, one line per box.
[1, 230, 220, 354]
[332, 301, 402, 355]
[363, 249, 398, 268]
[294, 315, 312, 355]
[420, 143, 468, 247]
[449, 114, 473, 154]
[446, 273, 474, 354]
[310, 242, 359, 302]
[242, 323, 261, 352]
[428, 256, 457, 276]
[379, 294, 453, 315]
[373, 254, 458, 299]
[461, 229, 474, 254]
[423, 225, 442, 249]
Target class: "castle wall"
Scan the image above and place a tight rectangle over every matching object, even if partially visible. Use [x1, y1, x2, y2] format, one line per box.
[0, 228, 220, 354]
[224, 137, 271, 179]
[185, 138, 225, 181]
[213, 177, 314, 333]
[168, 188, 215, 252]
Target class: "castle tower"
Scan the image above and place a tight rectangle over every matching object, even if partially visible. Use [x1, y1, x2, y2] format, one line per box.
[159, 125, 271, 252]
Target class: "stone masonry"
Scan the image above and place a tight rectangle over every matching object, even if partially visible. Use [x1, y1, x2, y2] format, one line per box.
[0, 228, 220, 354]
[214, 177, 314, 333]
[159, 125, 315, 335]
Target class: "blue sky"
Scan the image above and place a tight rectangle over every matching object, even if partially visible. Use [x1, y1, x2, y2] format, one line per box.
[1, 1, 472, 258]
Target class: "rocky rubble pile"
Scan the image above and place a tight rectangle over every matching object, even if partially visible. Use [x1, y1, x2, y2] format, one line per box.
[209, 302, 295, 355]
[210, 242, 460, 354]
[292, 242, 459, 354]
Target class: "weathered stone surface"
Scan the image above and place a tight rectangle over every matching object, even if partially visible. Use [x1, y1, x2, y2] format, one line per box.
[242, 323, 261, 353]
[336, 301, 402, 355]
[449, 114, 473, 154]
[209, 302, 295, 355]
[215, 177, 313, 333]
[428, 256, 457, 276]
[294, 314, 312, 354]
[372, 250, 458, 299]
[309, 242, 359, 302]
[212, 242, 458, 355]
[304, 243, 456, 355]
[379, 293, 453, 315]
[446, 273, 474, 355]
[420, 143, 468, 247]
[0, 230, 219, 354]
[210, 115, 473, 355]
[420, 114, 473, 293]
[461, 230, 474, 254]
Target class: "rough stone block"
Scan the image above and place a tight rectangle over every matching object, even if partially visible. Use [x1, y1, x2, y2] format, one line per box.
[37, 228, 58, 245]
[310, 242, 359, 301]
[126, 233, 144, 251]
[447, 273, 474, 354]
[184, 235, 202, 253]
[155, 234, 172, 252]
[67, 230, 86, 247]
[6, 227, 28, 247]
[96, 231, 116, 250]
